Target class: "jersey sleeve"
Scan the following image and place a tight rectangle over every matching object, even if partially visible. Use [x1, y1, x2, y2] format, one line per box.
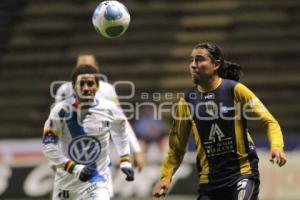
[125, 119, 142, 153]
[42, 107, 69, 168]
[234, 83, 284, 150]
[100, 82, 142, 153]
[99, 81, 119, 104]
[108, 84, 119, 104]
[160, 97, 192, 182]
[110, 105, 131, 160]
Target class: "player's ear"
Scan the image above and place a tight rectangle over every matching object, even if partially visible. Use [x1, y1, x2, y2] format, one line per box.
[214, 60, 221, 70]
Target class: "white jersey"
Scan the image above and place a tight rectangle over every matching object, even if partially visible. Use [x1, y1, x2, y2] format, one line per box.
[55, 81, 141, 153]
[42, 97, 130, 190]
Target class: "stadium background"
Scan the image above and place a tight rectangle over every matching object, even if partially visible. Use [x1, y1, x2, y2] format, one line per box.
[0, 0, 299, 199]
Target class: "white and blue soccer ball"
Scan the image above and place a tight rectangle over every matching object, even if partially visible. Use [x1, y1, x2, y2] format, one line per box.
[92, 0, 130, 38]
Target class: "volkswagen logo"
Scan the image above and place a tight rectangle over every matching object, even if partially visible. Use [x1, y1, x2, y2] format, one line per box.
[68, 136, 101, 165]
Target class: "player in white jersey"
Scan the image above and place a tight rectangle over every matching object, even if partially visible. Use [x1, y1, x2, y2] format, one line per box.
[55, 55, 144, 171]
[42, 65, 134, 200]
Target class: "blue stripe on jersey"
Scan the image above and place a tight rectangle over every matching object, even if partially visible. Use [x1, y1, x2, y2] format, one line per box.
[91, 99, 99, 108]
[66, 112, 86, 138]
[88, 163, 105, 183]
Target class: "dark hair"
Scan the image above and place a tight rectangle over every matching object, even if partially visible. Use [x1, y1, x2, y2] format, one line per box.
[71, 64, 100, 86]
[194, 42, 242, 81]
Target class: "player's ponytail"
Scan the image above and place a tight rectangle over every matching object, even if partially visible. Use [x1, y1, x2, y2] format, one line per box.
[218, 60, 242, 81]
[194, 42, 243, 81]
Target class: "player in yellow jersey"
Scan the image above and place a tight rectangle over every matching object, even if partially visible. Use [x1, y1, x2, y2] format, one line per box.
[153, 43, 287, 200]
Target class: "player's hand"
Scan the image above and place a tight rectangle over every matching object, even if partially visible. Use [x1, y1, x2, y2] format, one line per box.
[72, 164, 93, 182]
[79, 166, 95, 182]
[133, 152, 144, 172]
[152, 180, 170, 197]
[120, 161, 135, 181]
[269, 148, 287, 167]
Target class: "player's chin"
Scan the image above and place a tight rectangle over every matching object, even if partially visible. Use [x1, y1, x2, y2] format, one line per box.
[80, 96, 95, 104]
[191, 75, 201, 84]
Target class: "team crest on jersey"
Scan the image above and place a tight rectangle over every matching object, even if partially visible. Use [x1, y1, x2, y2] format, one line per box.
[82, 113, 112, 134]
[205, 101, 218, 116]
[83, 119, 111, 133]
[68, 136, 101, 165]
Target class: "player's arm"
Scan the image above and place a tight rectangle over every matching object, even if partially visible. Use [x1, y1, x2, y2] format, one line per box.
[112, 93, 144, 171]
[153, 97, 192, 197]
[234, 83, 287, 167]
[110, 106, 134, 181]
[124, 119, 144, 171]
[42, 109, 68, 168]
[101, 82, 144, 171]
[42, 108, 91, 181]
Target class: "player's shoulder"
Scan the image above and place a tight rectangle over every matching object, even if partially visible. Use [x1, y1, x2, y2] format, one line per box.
[95, 97, 117, 108]
[55, 81, 73, 101]
[50, 99, 73, 118]
[60, 81, 72, 88]
[99, 80, 113, 87]
[99, 80, 115, 91]
[233, 82, 249, 92]
[94, 97, 122, 113]
[57, 82, 72, 92]
[220, 78, 238, 90]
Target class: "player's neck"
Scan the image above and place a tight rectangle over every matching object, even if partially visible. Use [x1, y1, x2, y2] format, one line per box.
[73, 98, 95, 108]
[198, 76, 222, 92]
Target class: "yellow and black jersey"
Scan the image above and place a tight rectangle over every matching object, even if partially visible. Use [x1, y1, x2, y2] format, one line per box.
[160, 78, 284, 191]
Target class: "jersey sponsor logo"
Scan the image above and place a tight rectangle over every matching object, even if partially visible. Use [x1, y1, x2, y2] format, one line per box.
[208, 123, 225, 142]
[42, 131, 58, 144]
[204, 123, 235, 157]
[204, 93, 215, 100]
[68, 136, 101, 165]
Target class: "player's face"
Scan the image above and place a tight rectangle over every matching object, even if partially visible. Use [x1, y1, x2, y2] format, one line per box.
[73, 74, 98, 103]
[189, 48, 220, 84]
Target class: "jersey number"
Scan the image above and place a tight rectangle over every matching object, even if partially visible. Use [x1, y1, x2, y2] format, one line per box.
[58, 189, 70, 199]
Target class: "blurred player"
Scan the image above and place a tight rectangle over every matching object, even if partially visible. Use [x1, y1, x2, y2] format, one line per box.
[55, 54, 144, 172]
[42, 65, 134, 200]
[153, 42, 287, 200]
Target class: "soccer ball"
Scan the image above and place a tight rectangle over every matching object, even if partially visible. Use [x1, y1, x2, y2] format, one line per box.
[92, 0, 130, 38]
